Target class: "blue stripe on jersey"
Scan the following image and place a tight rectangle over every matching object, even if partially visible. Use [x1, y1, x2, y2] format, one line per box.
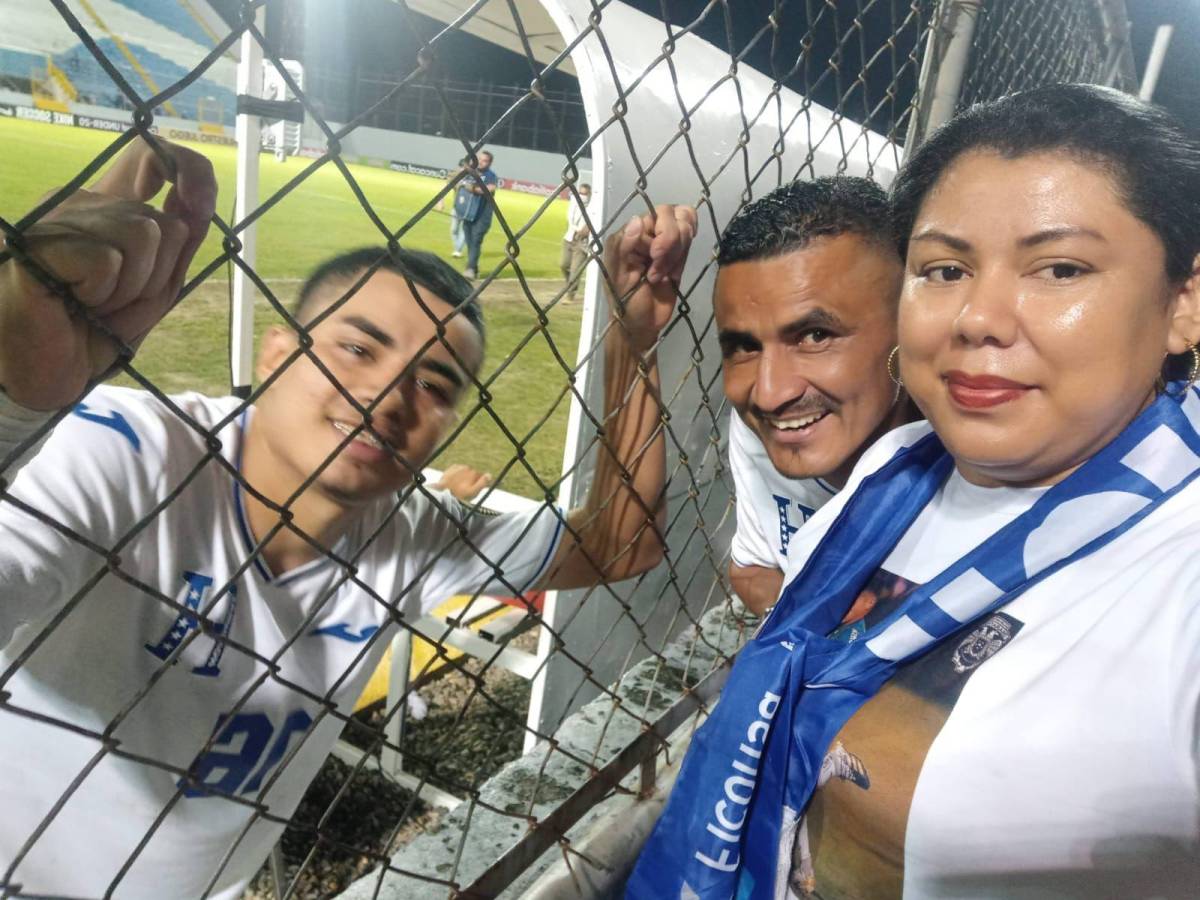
[521, 508, 566, 592]
[73, 402, 141, 452]
[309, 623, 380, 642]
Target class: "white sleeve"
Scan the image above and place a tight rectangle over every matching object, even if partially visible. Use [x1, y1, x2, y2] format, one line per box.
[0, 390, 162, 649]
[0, 389, 56, 484]
[409, 492, 566, 614]
[1172, 567, 1200, 795]
[724, 432, 772, 566]
[727, 414, 778, 570]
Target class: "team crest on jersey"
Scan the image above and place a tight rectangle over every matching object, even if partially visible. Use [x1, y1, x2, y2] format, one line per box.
[144, 571, 239, 677]
[773, 494, 816, 557]
[951, 613, 1017, 674]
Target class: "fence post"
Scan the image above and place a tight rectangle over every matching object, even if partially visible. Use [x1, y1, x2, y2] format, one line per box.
[1138, 24, 1174, 101]
[230, 6, 265, 398]
[903, 0, 980, 159]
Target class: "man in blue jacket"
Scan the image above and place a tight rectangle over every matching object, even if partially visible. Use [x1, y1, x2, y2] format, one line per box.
[453, 149, 499, 279]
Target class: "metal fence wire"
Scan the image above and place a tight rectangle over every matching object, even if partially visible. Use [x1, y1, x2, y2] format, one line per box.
[0, 1, 1134, 898]
[957, 0, 1137, 107]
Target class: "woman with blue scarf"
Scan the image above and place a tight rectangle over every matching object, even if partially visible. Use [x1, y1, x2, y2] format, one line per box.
[631, 84, 1200, 899]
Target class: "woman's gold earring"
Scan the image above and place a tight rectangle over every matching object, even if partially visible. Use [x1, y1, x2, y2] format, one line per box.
[1187, 343, 1200, 390]
[887, 346, 902, 387]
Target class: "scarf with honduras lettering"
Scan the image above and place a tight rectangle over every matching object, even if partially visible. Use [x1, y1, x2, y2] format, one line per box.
[627, 383, 1200, 900]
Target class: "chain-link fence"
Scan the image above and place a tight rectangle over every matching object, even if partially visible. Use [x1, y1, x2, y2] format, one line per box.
[0, 1, 1135, 898]
[958, 0, 1135, 107]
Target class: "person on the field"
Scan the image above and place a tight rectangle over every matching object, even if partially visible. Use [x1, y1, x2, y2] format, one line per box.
[440, 156, 469, 258]
[0, 138, 695, 898]
[455, 149, 498, 280]
[716, 177, 913, 615]
[561, 183, 593, 302]
[631, 84, 1200, 900]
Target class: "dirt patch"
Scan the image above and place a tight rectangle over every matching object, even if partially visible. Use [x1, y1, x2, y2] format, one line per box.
[242, 630, 540, 898]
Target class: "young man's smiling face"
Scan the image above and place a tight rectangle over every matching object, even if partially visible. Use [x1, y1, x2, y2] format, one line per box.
[250, 269, 483, 508]
[716, 232, 903, 486]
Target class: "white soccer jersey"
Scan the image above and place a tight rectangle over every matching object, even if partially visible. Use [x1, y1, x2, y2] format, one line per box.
[727, 410, 837, 572]
[0, 386, 564, 899]
[775, 423, 1200, 898]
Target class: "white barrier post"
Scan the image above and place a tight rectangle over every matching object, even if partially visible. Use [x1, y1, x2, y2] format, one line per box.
[1139, 24, 1174, 102]
[231, 7, 264, 398]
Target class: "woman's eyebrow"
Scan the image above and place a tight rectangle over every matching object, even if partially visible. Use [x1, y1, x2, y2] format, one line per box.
[909, 226, 1108, 251]
[909, 229, 971, 251]
[1016, 226, 1107, 248]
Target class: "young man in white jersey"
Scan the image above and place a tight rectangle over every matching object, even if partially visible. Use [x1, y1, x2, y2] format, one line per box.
[0, 140, 696, 898]
[714, 177, 913, 613]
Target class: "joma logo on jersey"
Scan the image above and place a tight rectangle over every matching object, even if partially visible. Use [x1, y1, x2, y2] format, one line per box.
[144, 571, 238, 677]
[773, 494, 816, 557]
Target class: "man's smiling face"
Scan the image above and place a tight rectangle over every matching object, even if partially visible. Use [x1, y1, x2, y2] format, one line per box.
[715, 232, 902, 486]
[251, 269, 483, 507]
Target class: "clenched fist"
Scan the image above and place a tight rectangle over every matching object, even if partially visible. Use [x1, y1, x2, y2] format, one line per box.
[603, 204, 697, 355]
[0, 138, 217, 411]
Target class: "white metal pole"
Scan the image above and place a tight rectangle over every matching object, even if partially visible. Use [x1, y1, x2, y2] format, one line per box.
[904, 0, 981, 159]
[1139, 24, 1174, 102]
[231, 8, 265, 398]
[382, 628, 412, 776]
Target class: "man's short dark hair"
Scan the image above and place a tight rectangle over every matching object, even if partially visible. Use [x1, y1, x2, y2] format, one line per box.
[294, 246, 485, 348]
[717, 176, 894, 266]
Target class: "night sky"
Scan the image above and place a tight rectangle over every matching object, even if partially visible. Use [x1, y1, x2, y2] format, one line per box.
[210, 0, 1199, 133]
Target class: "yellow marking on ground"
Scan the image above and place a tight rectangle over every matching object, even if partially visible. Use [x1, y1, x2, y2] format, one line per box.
[353, 595, 513, 713]
[74, 0, 180, 117]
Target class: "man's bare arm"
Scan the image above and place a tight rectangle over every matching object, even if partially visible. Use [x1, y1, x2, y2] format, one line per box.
[728, 561, 784, 616]
[540, 205, 697, 590]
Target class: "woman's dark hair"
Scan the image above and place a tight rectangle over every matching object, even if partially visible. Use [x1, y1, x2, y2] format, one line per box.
[294, 246, 484, 348]
[892, 84, 1200, 282]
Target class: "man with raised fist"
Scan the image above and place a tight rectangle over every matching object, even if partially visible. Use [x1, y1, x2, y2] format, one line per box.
[0, 137, 694, 899]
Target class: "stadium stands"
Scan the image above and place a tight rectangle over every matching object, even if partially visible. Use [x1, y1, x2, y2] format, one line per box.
[0, 0, 234, 120]
[113, 0, 219, 50]
[0, 48, 45, 88]
[53, 39, 236, 119]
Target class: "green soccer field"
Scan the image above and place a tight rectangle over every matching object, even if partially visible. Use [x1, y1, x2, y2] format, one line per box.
[0, 117, 583, 500]
[0, 118, 568, 278]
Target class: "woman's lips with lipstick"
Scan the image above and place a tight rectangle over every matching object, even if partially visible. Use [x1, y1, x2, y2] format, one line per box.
[944, 371, 1032, 409]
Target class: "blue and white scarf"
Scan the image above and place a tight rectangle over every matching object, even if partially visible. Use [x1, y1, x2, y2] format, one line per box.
[628, 384, 1200, 899]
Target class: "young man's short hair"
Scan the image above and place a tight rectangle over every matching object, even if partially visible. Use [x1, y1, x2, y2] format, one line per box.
[294, 246, 485, 345]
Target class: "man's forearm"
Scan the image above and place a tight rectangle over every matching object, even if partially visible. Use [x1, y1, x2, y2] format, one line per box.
[580, 321, 667, 577]
[728, 562, 784, 616]
[541, 203, 692, 589]
[546, 319, 667, 589]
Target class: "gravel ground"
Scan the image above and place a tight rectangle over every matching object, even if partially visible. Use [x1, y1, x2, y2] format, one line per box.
[242, 631, 538, 899]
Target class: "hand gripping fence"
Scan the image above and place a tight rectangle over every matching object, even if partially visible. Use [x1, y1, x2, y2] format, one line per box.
[0, 1, 1136, 898]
